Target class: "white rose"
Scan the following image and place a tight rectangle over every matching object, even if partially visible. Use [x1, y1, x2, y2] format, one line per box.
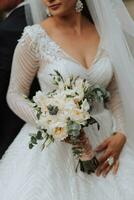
[52, 94, 66, 110]
[33, 91, 45, 104]
[69, 108, 90, 124]
[48, 121, 68, 141]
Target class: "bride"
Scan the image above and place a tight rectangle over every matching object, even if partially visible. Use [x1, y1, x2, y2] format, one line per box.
[1, 0, 134, 199]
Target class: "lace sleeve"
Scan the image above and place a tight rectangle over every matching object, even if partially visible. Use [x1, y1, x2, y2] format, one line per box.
[7, 27, 40, 126]
[106, 74, 125, 134]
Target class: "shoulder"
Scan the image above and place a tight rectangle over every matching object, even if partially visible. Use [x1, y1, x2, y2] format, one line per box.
[15, 24, 47, 60]
[21, 24, 43, 39]
[18, 24, 44, 47]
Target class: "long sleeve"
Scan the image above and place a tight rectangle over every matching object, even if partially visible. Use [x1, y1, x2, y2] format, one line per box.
[7, 27, 39, 126]
[106, 74, 125, 134]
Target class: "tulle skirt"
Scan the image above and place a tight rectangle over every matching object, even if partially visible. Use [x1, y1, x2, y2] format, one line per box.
[0, 108, 134, 200]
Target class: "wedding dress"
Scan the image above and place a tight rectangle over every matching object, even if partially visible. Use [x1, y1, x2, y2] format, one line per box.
[0, 24, 134, 200]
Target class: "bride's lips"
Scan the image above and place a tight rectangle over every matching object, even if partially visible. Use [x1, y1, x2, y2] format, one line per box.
[49, 3, 62, 11]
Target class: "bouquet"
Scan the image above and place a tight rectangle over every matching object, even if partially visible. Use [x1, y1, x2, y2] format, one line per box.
[28, 70, 110, 174]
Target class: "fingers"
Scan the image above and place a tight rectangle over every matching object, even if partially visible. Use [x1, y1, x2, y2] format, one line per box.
[101, 159, 119, 177]
[96, 149, 111, 176]
[95, 139, 109, 152]
[102, 165, 112, 177]
[96, 158, 113, 177]
[96, 159, 109, 176]
[98, 149, 112, 164]
[113, 160, 119, 175]
[96, 158, 120, 177]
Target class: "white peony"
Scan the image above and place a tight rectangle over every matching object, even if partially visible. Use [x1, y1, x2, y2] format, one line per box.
[68, 108, 90, 124]
[48, 121, 68, 141]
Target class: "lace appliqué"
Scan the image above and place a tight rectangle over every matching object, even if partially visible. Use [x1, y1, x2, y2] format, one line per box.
[37, 26, 64, 62]
[19, 25, 64, 63]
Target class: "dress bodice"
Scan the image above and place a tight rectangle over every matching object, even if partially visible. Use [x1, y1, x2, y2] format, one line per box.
[26, 25, 113, 94]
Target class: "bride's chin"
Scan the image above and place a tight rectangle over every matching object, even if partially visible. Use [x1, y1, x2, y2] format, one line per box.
[50, 9, 73, 18]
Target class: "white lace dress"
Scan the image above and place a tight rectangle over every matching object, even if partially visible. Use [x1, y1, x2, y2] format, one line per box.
[0, 24, 134, 200]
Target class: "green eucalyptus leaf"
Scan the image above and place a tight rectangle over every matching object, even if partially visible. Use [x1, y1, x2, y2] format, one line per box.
[31, 136, 37, 144]
[36, 131, 43, 140]
[29, 143, 34, 149]
[47, 105, 59, 115]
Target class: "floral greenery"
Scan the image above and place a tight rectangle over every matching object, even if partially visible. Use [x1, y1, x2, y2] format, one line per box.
[27, 70, 110, 174]
[79, 157, 99, 174]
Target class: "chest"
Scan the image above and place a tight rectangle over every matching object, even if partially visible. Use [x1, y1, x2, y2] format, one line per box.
[61, 39, 99, 69]
[38, 47, 113, 93]
[34, 25, 113, 90]
[40, 28, 100, 70]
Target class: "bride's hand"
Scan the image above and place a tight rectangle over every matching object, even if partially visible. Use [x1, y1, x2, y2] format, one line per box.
[95, 132, 126, 177]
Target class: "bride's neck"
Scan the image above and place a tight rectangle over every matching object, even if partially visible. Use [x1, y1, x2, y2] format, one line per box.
[52, 13, 87, 34]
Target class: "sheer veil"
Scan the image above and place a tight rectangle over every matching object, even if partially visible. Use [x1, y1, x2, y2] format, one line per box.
[24, 0, 47, 24]
[25, 0, 134, 148]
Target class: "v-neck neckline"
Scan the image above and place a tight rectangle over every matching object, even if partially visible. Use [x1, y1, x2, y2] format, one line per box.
[37, 24, 102, 71]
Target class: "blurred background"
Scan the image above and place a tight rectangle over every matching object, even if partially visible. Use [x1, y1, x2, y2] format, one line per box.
[0, 0, 21, 20]
[0, 11, 4, 21]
